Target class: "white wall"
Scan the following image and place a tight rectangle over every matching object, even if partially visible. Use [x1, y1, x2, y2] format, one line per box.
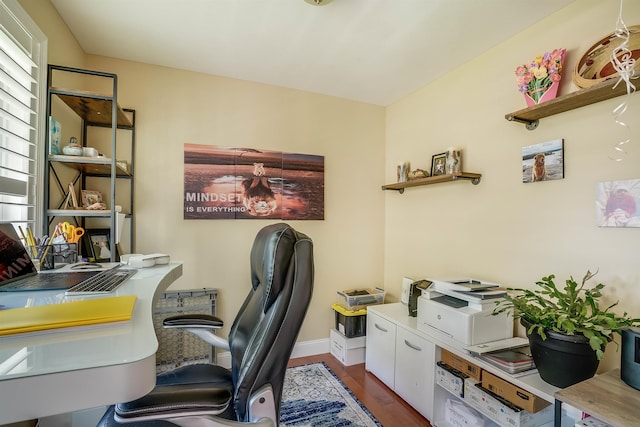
[384, 0, 640, 372]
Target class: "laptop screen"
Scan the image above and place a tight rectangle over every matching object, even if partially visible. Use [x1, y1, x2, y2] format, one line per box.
[0, 223, 38, 285]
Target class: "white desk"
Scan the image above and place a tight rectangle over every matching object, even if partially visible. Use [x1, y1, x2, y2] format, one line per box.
[0, 262, 183, 425]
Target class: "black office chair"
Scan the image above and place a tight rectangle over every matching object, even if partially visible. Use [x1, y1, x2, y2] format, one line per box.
[98, 223, 314, 427]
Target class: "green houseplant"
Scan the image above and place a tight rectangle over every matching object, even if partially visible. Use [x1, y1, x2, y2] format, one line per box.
[493, 270, 640, 387]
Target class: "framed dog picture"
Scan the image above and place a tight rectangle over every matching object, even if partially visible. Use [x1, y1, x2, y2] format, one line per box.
[522, 139, 564, 183]
[431, 153, 447, 176]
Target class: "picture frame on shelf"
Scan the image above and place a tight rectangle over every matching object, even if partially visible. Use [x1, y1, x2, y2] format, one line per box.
[431, 153, 447, 176]
[81, 190, 103, 208]
[85, 228, 114, 261]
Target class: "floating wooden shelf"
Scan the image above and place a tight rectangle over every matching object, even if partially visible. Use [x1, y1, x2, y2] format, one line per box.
[382, 172, 481, 194]
[505, 78, 636, 130]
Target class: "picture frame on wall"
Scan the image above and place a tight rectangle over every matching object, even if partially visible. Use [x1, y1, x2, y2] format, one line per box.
[522, 139, 564, 183]
[85, 228, 113, 261]
[431, 153, 447, 176]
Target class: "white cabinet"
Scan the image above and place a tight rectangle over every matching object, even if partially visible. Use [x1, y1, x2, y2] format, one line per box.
[366, 303, 560, 426]
[366, 310, 396, 389]
[394, 326, 435, 420]
[366, 305, 435, 421]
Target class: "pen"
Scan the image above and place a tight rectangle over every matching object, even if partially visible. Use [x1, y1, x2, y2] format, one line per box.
[39, 225, 60, 270]
[40, 239, 53, 270]
[26, 227, 38, 258]
[17, 225, 28, 245]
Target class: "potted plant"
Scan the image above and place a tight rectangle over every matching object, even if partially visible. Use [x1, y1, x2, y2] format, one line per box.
[493, 270, 640, 388]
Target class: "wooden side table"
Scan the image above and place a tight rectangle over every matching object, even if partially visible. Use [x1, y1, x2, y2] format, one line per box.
[554, 369, 640, 426]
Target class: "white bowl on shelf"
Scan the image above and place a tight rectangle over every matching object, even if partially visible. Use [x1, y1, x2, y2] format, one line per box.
[62, 145, 83, 156]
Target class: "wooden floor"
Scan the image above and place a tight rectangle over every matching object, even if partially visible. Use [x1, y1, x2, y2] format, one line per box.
[288, 353, 433, 427]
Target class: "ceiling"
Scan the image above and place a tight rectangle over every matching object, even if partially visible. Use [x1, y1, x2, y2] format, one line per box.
[50, 0, 575, 106]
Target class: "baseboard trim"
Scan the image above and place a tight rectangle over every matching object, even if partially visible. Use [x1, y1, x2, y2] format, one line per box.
[216, 337, 331, 369]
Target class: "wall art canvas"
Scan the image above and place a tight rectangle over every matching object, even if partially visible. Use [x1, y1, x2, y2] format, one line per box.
[522, 139, 564, 183]
[184, 144, 324, 220]
[596, 179, 640, 228]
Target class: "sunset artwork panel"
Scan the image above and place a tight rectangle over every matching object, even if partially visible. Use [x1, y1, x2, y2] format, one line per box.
[184, 144, 324, 220]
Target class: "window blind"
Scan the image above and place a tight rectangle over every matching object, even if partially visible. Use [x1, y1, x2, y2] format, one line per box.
[0, 0, 46, 230]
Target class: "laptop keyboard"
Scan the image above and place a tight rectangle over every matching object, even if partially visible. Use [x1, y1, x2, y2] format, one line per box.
[65, 267, 137, 295]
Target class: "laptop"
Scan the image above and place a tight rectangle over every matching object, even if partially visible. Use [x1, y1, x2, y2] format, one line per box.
[0, 223, 102, 292]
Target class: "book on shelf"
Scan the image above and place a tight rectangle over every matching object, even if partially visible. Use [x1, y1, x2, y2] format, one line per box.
[48, 116, 61, 155]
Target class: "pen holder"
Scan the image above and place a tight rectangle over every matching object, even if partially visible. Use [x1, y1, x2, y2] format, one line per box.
[29, 243, 78, 270]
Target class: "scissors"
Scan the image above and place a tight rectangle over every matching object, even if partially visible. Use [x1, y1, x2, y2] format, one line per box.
[60, 222, 85, 243]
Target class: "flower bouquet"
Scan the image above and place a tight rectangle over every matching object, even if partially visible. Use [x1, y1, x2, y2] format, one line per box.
[516, 48, 566, 106]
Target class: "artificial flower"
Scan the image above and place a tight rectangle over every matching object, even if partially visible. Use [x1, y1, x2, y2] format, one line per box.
[515, 48, 566, 103]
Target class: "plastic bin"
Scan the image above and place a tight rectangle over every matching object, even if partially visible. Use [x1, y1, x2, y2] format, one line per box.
[337, 287, 385, 310]
[153, 288, 218, 372]
[332, 303, 367, 338]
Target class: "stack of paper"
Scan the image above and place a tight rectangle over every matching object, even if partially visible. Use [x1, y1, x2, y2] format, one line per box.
[0, 295, 136, 336]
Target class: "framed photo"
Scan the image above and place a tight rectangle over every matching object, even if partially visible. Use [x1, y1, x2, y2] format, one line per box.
[81, 190, 103, 207]
[596, 179, 640, 228]
[85, 228, 113, 261]
[431, 152, 447, 176]
[522, 139, 564, 183]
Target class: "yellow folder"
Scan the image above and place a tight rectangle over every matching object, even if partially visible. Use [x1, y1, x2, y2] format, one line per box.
[0, 295, 137, 336]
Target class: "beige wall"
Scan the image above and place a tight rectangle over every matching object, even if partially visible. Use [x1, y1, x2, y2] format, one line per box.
[21, 1, 386, 343]
[385, 0, 640, 372]
[86, 56, 386, 340]
[20, 1, 640, 370]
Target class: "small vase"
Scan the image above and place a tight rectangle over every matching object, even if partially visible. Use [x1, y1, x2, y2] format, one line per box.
[445, 148, 462, 174]
[524, 82, 560, 107]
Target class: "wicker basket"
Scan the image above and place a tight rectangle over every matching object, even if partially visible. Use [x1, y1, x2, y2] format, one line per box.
[573, 25, 640, 89]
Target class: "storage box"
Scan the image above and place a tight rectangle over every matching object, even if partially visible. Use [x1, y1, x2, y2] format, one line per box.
[436, 361, 467, 398]
[464, 381, 554, 427]
[445, 398, 494, 427]
[337, 288, 385, 310]
[482, 370, 550, 413]
[332, 303, 367, 337]
[442, 348, 482, 381]
[153, 289, 218, 373]
[330, 328, 366, 366]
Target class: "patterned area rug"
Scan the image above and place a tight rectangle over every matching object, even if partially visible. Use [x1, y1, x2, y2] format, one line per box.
[280, 362, 382, 427]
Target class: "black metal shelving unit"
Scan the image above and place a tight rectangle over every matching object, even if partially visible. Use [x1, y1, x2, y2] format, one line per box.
[44, 65, 135, 261]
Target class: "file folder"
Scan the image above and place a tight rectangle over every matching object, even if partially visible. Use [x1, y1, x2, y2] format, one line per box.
[0, 295, 137, 336]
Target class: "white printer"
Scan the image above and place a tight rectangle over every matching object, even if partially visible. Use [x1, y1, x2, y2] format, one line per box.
[416, 278, 513, 347]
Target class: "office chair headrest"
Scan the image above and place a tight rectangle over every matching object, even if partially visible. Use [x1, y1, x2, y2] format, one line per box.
[250, 223, 297, 312]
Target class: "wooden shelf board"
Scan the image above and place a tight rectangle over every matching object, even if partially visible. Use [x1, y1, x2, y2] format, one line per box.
[382, 172, 481, 192]
[48, 155, 131, 177]
[51, 87, 132, 127]
[505, 78, 633, 124]
[47, 209, 113, 217]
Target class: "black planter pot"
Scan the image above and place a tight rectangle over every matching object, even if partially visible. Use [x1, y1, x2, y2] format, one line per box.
[522, 318, 600, 388]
